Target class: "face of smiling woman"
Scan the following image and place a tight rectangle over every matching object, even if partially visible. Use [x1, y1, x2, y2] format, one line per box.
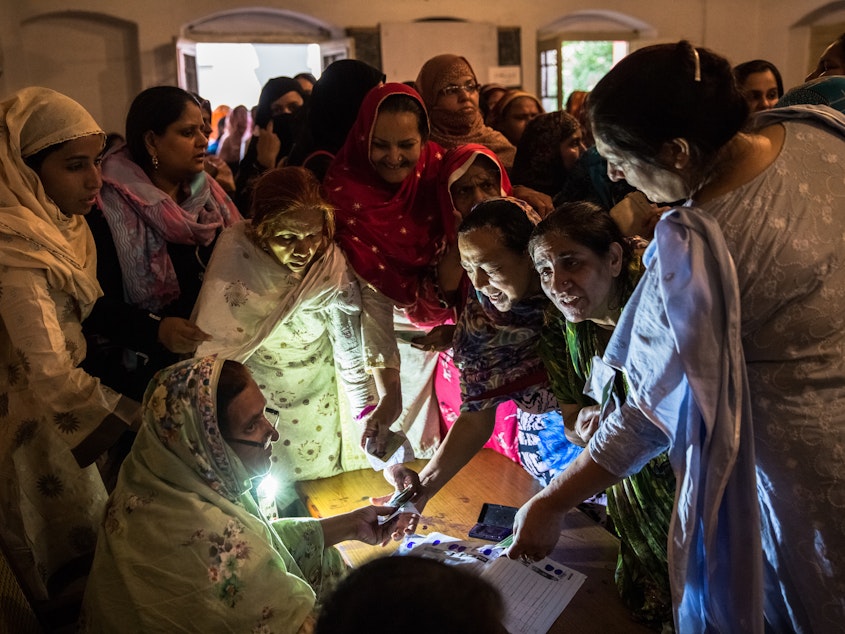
[369, 110, 423, 185]
[458, 225, 538, 313]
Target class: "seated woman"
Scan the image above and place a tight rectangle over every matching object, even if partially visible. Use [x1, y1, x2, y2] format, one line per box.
[80, 356, 398, 633]
[0, 87, 139, 602]
[192, 166, 377, 511]
[325, 83, 451, 460]
[511, 111, 585, 199]
[84, 86, 241, 401]
[530, 202, 674, 629]
[489, 89, 544, 146]
[386, 198, 560, 517]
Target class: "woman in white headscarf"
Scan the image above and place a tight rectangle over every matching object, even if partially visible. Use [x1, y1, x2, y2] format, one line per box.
[0, 87, 139, 601]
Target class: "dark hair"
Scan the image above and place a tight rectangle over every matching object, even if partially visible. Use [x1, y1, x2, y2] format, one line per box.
[249, 166, 335, 246]
[733, 59, 784, 97]
[294, 72, 318, 86]
[458, 198, 535, 254]
[125, 86, 200, 172]
[377, 93, 430, 141]
[588, 41, 748, 186]
[529, 201, 635, 307]
[216, 360, 252, 437]
[315, 557, 507, 634]
[23, 140, 69, 173]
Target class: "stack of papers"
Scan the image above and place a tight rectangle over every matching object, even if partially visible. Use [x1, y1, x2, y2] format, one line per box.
[396, 532, 586, 634]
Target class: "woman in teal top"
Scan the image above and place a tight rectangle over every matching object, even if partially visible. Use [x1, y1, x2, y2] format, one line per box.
[532, 202, 675, 629]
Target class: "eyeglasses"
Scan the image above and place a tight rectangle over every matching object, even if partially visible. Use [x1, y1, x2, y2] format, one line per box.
[439, 81, 481, 97]
[224, 407, 279, 450]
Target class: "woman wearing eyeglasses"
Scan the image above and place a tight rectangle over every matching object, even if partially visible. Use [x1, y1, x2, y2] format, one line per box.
[192, 167, 377, 513]
[416, 54, 516, 170]
[416, 54, 554, 217]
[81, 356, 400, 634]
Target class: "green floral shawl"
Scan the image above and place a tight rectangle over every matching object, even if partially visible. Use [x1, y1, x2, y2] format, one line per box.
[81, 356, 344, 633]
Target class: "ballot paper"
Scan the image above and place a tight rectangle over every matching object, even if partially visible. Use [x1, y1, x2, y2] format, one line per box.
[396, 533, 586, 634]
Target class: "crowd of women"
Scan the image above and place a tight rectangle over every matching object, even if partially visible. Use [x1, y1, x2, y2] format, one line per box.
[2, 36, 844, 633]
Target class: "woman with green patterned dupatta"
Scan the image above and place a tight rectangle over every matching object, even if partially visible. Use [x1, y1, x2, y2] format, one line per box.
[532, 202, 676, 630]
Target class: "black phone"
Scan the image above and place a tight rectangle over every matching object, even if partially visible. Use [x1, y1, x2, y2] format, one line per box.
[468, 503, 518, 541]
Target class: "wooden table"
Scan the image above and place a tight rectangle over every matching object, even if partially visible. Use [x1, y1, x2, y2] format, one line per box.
[297, 449, 654, 633]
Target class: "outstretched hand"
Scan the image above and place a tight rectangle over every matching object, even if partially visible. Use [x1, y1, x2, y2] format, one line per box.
[158, 317, 212, 354]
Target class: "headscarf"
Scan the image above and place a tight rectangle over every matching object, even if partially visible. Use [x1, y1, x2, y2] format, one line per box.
[254, 76, 306, 128]
[438, 143, 513, 244]
[193, 224, 361, 364]
[81, 356, 335, 633]
[489, 89, 544, 127]
[325, 83, 453, 327]
[415, 55, 516, 169]
[776, 76, 845, 114]
[512, 111, 580, 197]
[308, 60, 386, 154]
[287, 60, 385, 170]
[98, 147, 241, 312]
[0, 86, 104, 310]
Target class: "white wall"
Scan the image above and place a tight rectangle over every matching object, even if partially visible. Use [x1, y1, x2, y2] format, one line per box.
[1, 0, 840, 126]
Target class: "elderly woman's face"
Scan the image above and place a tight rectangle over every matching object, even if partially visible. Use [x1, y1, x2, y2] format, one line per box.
[458, 225, 536, 313]
[595, 136, 686, 203]
[265, 206, 326, 275]
[531, 231, 622, 323]
[222, 378, 280, 478]
[449, 160, 501, 216]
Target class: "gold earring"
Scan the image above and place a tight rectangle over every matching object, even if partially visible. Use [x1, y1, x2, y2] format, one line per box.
[151, 154, 159, 170]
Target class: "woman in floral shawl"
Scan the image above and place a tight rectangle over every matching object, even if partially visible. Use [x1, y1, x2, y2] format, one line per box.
[81, 356, 397, 633]
[193, 167, 377, 511]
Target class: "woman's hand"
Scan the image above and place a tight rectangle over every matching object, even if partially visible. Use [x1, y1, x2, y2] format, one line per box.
[574, 405, 601, 445]
[360, 377, 402, 457]
[256, 120, 281, 170]
[204, 155, 235, 193]
[508, 495, 567, 563]
[158, 317, 212, 354]
[411, 325, 456, 352]
[372, 464, 428, 539]
[321, 506, 409, 547]
[512, 185, 554, 218]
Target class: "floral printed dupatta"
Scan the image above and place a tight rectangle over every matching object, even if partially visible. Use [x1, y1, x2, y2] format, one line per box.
[81, 356, 344, 634]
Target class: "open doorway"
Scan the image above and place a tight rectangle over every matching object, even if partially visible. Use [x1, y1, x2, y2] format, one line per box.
[176, 8, 351, 108]
[194, 42, 320, 111]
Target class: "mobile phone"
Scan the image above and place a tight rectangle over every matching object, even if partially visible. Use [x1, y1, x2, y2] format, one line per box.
[468, 503, 518, 541]
[387, 486, 414, 508]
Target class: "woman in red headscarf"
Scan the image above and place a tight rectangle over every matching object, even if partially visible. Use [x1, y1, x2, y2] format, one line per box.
[325, 83, 451, 461]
